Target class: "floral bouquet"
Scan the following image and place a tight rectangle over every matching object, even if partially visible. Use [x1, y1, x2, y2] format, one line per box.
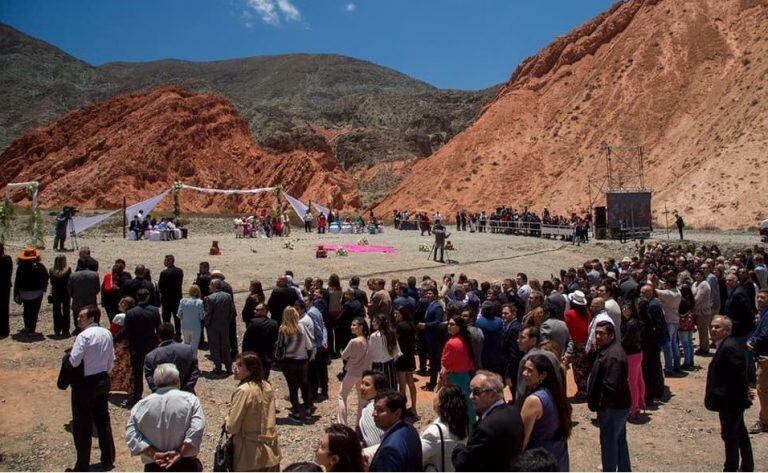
[336, 247, 349, 256]
[283, 240, 295, 250]
[418, 243, 432, 253]
[356, 236, 369, 246]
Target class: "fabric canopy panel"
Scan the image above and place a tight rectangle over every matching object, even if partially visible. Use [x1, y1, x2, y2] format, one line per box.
[180, 184, 277, 195]
[125, 191, 170, 221]
[70, 210, 119, 235]
[283, 193, 309, 219]
[4, 181, 39, 208]
[313, 202, 330, 217]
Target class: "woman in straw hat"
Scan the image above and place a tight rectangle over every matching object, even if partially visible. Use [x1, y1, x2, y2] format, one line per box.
[13, 247, 49, 334]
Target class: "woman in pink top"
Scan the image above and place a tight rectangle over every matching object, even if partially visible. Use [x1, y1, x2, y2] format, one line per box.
[338, 317, 371, 426]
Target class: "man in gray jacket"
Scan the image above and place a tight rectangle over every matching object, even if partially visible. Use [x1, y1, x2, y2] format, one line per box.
[68, 265, 100, 333]
[203, 279, 236, 375]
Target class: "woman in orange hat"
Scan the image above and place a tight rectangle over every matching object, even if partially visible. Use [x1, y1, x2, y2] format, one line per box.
[13, 247, 49, 334]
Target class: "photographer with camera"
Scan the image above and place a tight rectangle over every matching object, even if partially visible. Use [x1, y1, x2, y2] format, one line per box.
[54, 206, 78, 252]
[431, 222, 451, 264]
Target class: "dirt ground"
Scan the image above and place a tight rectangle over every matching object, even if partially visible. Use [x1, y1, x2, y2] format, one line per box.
[0, 222, 766, 471]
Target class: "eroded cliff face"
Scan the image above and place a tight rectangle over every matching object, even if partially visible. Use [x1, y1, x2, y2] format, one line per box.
[376, 0, 768, 229]
[1, 87, 360, 212]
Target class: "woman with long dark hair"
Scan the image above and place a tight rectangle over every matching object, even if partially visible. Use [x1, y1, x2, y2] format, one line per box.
[338, 317, 371, 426]
[394, 307, 418, 416]
[621, 302, 645, 419]
[226, 352, 281, 471]
[49, 255, 71, 336]
[241, 279, 266, 325]
[520, 353, 572, 471]
[369, 313, 400, 390]
[315, 423, 364, 472]
[440, 315, 476, 431]
[327, 273, 343, 356]
[421, 384, 468, 472]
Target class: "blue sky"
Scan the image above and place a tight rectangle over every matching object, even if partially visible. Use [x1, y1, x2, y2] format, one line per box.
[0, 0, 616, 90]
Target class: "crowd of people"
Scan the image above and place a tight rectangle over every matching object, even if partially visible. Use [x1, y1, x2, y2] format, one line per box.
[392, 207, 593, 244]
[1, 236, 767, 472]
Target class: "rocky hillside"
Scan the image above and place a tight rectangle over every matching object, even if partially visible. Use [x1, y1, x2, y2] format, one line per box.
[375, 0, 768, 229]
[0, 87, 361, 212]
[0, 24, 497, 203]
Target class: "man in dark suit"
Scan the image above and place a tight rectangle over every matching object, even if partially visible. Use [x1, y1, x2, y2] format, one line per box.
[158, 255, 184, 341]
[706, 315, 754, 472]
[724, 272, 758, 383]
[349, 275, 369, 309]
[75, 246, 99, 272]
[417, 288, 444, 390]
[452, 370, 524, 471]
[242, 303, 279, 380]
[368, 391, 422, 472]
[267, 275, 298, 326]
[144, 323, 199, 394]
[124, 288, 161, 404]
[335, 289, 364, 358]
[120, 265, 155, 302]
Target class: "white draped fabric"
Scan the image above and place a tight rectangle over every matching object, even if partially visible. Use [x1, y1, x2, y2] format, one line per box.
[71, 210, 119, 235]
[125, 191, 170, 221]
[4, 181, 39, 209]
[313, 202, 330, 217]
[179, 184, 277, 195]
[283, 193, 309, 219]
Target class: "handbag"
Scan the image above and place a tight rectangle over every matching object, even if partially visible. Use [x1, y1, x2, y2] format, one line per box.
[273, 331, 287, 362]
[423, 423, 445, 472]
[213, 426, 234, 472]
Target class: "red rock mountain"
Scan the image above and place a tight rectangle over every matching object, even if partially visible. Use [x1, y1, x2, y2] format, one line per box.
[376, 0, 768, 229]
[1, 87, 361, 212]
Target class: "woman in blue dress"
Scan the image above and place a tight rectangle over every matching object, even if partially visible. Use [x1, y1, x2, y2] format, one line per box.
[520, 353, 572, 471]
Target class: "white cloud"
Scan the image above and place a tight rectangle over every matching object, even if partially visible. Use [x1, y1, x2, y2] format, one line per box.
[345, 3, 356, 12]
[243, 0, 300, 26]
[277, 0, 301, 21]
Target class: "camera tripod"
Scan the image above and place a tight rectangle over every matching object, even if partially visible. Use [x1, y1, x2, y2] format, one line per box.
[67, 217, 79, 252]
[426, 243, 454, 264]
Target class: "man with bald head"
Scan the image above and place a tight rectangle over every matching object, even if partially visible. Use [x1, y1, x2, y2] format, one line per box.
[587, 298, 613, 353]
[267, 275, 298, 326]
[452, 370, 524, 471]
[203, 279, 236, 375]
[706, 315, 753, 472]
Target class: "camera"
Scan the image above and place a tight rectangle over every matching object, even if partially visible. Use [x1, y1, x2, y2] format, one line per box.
[62, 206, 79, 218]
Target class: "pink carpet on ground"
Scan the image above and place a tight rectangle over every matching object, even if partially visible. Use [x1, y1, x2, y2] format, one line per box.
[319, 244, 397, 254]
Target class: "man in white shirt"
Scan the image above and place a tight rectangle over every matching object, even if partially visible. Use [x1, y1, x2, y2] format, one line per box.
[516, 273, 532, 302]
[126, 363, 206, 471]
[68, 306, 115, 471]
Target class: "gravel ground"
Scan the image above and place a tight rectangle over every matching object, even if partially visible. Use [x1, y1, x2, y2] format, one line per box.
[0, 219, 766, 471]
